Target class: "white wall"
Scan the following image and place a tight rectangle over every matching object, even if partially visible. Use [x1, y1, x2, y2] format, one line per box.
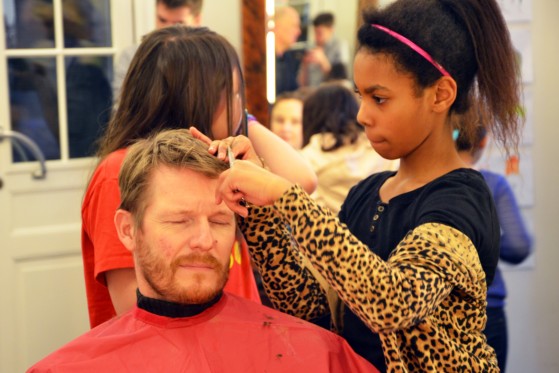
[504, 0, 559, 372]
[203, 1, 242, 54]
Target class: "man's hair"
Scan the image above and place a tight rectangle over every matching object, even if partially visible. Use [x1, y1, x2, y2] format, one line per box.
[118, 129, 228, 227]
[157, 0, 203, 16]
[312, 12, 334, 28]
[275, 5, 297, 22]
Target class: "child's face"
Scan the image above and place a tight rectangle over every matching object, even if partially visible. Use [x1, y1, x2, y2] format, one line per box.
[270, 98, 304, 149]
[353, 50, 436, 160]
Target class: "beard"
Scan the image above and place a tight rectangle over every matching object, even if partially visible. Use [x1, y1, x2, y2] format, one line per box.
[136, 237, 229, 305]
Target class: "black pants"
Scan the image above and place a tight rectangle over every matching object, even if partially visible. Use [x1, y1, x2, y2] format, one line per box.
[484, 307, 508, 372]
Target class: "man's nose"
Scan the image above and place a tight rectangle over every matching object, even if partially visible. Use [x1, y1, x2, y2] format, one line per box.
[189, 221, 214, 251]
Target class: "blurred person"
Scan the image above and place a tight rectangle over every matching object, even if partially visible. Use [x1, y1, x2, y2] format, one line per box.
[269, 90, 308, 149]
[112, 0, 203, 103]
[20, 0, 113, 158]
[274, 6, 303, 95]
[324, 62, 354, 90]
[8, 58, 60, 161]
[29, 129, 377, 373]
[456, 125, 533, 372]
[298, 12, 350, 88]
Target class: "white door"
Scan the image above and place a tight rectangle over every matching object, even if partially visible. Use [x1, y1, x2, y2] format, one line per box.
[0, 1, 134, 371]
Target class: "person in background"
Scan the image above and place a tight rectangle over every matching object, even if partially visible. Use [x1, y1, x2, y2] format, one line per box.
[15, 0, 113, 158]
[29, 129, 377, 373]
[456, 125, 533, 372]
[324, 62, 354, 90]
[301, 82, 398, 214]
[211, 0, 521, 371]
[274, 5, 303, 95]
[298, 12, 350, 88]
[82, 25, 317, 328]
[269, 90, 308, 150]
[112, 0, 203, 103]
[8, 58, 61, 161]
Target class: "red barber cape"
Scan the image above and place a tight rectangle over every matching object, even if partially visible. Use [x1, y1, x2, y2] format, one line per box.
[28, 293, 378, 373]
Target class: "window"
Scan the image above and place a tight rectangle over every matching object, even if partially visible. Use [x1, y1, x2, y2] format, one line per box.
[3, 0, 114, 161]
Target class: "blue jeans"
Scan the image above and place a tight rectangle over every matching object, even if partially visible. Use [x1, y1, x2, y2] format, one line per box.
[484, 307, 508, 372]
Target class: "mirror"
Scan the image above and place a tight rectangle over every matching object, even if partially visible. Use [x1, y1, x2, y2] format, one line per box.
[270, 0, 359, 99]
[241, 0, 382, 126]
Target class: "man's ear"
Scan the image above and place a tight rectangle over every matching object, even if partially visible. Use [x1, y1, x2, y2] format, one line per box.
[114, 209, 136, 253]
[432, 76, 457, 113]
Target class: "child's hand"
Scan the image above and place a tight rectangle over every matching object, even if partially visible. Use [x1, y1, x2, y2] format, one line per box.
[189, 126, 212, 145]
[216, 159, 292, 217]
[190, 126, 262, 166]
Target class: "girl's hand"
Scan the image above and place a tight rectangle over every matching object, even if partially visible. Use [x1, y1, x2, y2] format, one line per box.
[189, 126, 260, 166]
[216, 160, 292, 217]
[189, 126, 213, 145]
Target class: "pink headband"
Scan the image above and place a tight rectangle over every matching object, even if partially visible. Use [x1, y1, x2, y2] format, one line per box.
[371, 24, 451, 78]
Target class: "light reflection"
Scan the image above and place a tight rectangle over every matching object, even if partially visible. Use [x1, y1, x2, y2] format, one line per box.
[266, 1, 276, 103]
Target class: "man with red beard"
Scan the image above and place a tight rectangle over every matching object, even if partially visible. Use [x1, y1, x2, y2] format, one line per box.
[27, 129, 378, 373]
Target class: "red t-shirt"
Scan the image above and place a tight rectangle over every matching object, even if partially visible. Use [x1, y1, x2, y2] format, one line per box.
[81, 149, 260, 328]
[27, 294, 378, 373]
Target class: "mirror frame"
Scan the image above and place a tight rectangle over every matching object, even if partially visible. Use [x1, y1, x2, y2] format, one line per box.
[240, 0, 380, 127]
[241, 0, 268, 126]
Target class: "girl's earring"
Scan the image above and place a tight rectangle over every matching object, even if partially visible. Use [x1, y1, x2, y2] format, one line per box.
[452, 129, 460, 141]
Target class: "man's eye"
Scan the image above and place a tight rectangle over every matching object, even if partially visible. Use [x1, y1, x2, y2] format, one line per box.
[210, 220, 230, 226]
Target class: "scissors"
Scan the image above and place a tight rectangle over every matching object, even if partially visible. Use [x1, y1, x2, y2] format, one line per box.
[227, 146, 236, 169]
[227, 146, 247, 207]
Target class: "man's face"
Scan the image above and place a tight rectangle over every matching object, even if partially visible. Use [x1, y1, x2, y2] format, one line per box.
[314, 25, 333, 47]
[155, 3, 201, 29]
[275, 10, 301, 48]
[133, 165, 236, 304]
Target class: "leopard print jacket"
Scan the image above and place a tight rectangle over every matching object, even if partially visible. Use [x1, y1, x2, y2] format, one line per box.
[240, 184, 499, 373]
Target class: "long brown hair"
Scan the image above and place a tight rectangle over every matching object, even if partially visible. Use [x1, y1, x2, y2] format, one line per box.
[97, 26, 246, 160]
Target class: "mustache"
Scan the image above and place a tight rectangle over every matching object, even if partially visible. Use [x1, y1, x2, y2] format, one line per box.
[171, 253, 221, 270]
